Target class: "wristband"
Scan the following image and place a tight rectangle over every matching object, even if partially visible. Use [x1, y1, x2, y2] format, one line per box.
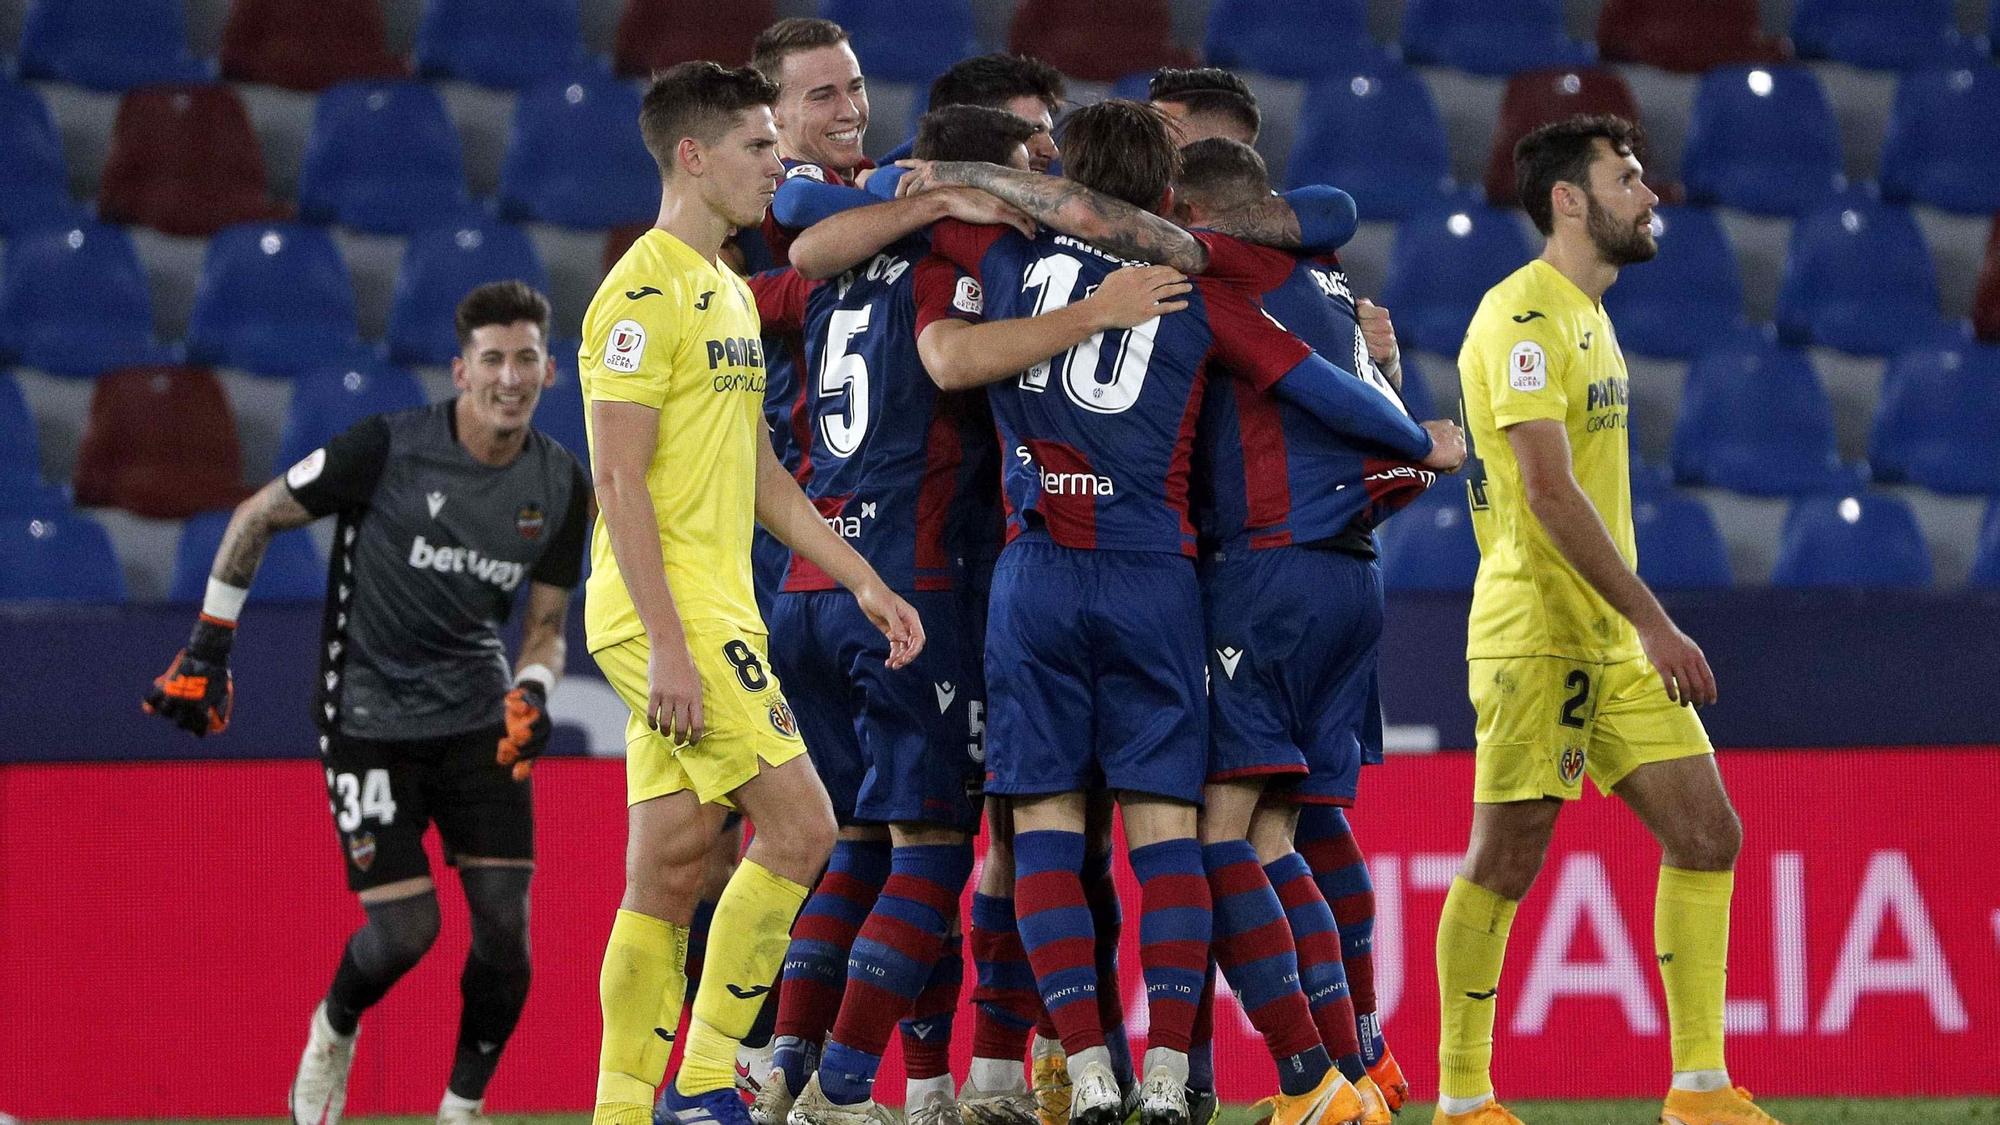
[203, 577, 249, 625]
[514, 664, 557, 694]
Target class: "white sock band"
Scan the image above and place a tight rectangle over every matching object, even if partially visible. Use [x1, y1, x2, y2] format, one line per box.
[202, 578, 249, 624]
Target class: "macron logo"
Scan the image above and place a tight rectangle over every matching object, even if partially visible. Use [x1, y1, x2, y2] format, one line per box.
[407, 535, 526, 592]
[1216, 647, 1243, 679]
[935, 682, 957, 713]
[426, 491, 446, 519]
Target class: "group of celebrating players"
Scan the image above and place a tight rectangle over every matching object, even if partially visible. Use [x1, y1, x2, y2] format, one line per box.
[143, 13, 1774, 1125]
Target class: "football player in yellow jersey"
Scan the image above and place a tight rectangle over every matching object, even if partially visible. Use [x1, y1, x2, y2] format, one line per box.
[1435, 116, 1779, 1125]
[580, 62, 925, 1125]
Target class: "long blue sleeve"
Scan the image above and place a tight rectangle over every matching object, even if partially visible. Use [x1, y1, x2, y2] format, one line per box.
[1280, 185, 1359, 253]
[1269, 352, 1433, 460]
[866, 164, 909, 200]
[772, 177, 879, 229]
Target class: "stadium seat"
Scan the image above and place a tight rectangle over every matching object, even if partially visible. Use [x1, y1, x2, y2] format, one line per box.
[1774, 194, 1942, 356]
[17, 0, 211, 92]
[386, 220, 550, 366]
[1202, 0, 1385, 79]
[1377, 487, 1481, 591]
[186, 224, 362, 377]
[1682, 66, 1844, 217]
[820, 0, 975, 84]
[614, 0, 774, 75]
[1869, 343, 2000, 495]
[96, 84, 289, 238]
[536, 341, 589, 465]
[1009, 0, 1195, 83]
[1380, 202, 1535, 355]
[1483, 68, 1655, 208]
[0, 79, 82, 236]
[220, 0, 407, 91]
[0, 224, 172, 378]
[1596, 0, 1789, 73]
[1601, 206, 1744, 359]
[0, 372, 68, 517]
[72, 366, 249, 519]
[1976, 217, 2000, 344]
[274, 360, 427, 472]
[297, 81, 473, 235]
[169, 510, 325, 601]
[1671, 335, 1852, 495]
[0, 512, 126, 603]
[1879, 64, 2000, 215]
[499, 77, 658, 229]
[1633, 490, 1732, 590]
[415, 0, 597, 90]
[1400, 0, 1596, 77]
[1791, 0, 1968, 71]
[1288, 65, 1454, 219]
[1970, 501, 2000, 588]
[1772, 493, 1933, 589]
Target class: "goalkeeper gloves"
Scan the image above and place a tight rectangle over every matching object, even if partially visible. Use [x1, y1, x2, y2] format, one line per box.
[497, 681, 551, 781]
[143, 615, 236, 736]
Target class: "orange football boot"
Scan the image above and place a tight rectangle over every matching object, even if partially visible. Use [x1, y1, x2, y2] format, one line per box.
[1660, 1085, 1787, 1125]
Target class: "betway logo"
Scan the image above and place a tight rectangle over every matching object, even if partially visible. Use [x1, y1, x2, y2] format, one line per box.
[407, 535, 526, 591]
[1016, 445, 1114, 497]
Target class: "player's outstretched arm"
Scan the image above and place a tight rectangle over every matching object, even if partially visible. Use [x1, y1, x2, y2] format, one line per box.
[751, 439, 925, 669]
[1508, 419, 1716, 707]
[1265, 351, 1460, 467]
[495, 582, 568, 780]
[917, 264, 1190, 390]
[142, 477, 319, 737]
[591, 398, 706, 743]
[788, 188, 1034, 280]
[902, 161, 1211, 273]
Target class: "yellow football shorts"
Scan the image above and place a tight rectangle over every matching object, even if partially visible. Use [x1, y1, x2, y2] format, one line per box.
[593, 622, 805, 807]
[1467, 654, 1710, 803]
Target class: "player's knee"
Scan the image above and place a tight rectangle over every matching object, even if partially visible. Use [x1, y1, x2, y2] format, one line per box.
[1671, 805, 1742, 872]
[360, 890, 442, 972]
[1461, 836, 1549, 900]
[461, 865, 533, 971]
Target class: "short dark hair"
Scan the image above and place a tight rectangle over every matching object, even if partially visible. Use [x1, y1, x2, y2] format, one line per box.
[928, 53, 1064, 116]
[639, 61, 780, 174]
[1514, 113, 1646, 236]
[1057, 99, 1180, 210]
[455, 280, 551, 348]
[1174, 137, 1271, 213]
[1147, 66, 1260, 141]
[750, 17, 850, 87]
[915, 104, 1041, 164]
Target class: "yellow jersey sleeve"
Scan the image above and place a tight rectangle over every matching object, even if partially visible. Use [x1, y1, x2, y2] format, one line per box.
[582, 274, 693, 411]
[1471, 313, 1575, 431]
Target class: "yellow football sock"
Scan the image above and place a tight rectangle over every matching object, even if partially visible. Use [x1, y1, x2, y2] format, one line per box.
[595, 908, 690, 1121]
[1656, 865, 1733, 1074]
[676, 858, 808, 1095]
[1436, 876, 1519, 1102]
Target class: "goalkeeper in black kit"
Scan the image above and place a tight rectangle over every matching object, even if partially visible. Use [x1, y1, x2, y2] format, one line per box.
[144, 281, 592, 1125]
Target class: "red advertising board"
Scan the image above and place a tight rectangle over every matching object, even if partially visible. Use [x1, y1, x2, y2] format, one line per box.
[2, 750, 1995, 1118]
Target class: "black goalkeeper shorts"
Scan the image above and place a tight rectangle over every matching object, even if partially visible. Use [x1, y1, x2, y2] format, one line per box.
[321, 722, 534, 892]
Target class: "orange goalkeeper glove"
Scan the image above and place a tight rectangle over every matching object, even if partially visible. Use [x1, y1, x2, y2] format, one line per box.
[497, 681, 550, 781]
[143, 615, 236, 736]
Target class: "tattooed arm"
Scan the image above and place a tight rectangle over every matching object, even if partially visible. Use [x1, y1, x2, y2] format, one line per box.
[209, 478, 319, 589]
[903, 161, 1212, 272]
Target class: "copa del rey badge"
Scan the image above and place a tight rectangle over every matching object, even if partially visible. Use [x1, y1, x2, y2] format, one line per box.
[605, 319, 646, 372]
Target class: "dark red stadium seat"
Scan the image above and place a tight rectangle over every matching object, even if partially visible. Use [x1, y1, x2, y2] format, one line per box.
[1974, 215, 2000, 343]
[219, 0, 407, 91]
[1008, 0, 1195, 83]
[96, 84, 290, 237]
[615, 0, 775, 76]
[73, 366, 251, 519]
[1596, 0, 1789, 73]
[1482, 67, 1679, 207]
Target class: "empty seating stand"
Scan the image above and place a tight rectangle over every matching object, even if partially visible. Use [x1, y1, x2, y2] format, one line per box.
[97, 84, 290, 237]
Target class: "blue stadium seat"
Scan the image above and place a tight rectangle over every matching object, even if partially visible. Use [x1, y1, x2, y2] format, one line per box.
[1392, 353, 1441, 422]
[0, 223, 171, 378]
[169, 510, 325, 601]
[1671, 334, 1854, 495]
[386, 220, 550, 365]
[1601, 206, 1744, 359]
[1633, 490, 1732, 590]
[185, 224, 362, 377]
[821, 0, 975, 84]
[415, 0, 597, 89]
[1772, 493, 1933, 589]
[1381, 202, 1535, 354]
[298, 81, 473, 235]
[1203, 0, 1389, 79]
[1289, 65, 1453, 218]
[536, 341, 590, 466]
[1880, 64, 2000, 215]
[1792, 0, 1969, 71]
[274, 360, 428, 472]
[1683, 65, 1844, 216]
[0, 372, 67, 516]
[0, 511, 126, 602]
[1401, 0, 1596, 76]
[18, 0, 211, 92]
[0, 79, 82, 236]
[1377, 486, 1481, 591]
[1775, 194, 1942, 356]
[1970, 500, 2000, 588]
[1869, 342, 2000, 495]
[500, 77, 657, 229]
